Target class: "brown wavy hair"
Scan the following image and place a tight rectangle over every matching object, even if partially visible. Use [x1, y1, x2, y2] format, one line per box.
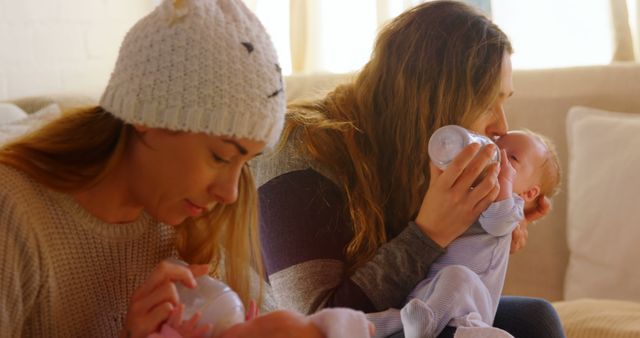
[284, 1, 513, 272]
[0, 107, 262, 306]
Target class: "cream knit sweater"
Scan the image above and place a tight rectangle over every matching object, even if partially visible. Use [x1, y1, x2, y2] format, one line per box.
[0, 164, 177, 337]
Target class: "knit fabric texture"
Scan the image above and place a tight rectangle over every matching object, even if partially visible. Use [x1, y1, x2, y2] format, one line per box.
[100, 0, 285, 146]
[0, 164, 177, 337]
[0, 162, 277, 336]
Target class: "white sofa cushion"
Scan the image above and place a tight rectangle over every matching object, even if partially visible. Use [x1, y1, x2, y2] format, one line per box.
[564, 106, 640, 301]
[0, 103, 28, 124]
[0, 103, 61, 145]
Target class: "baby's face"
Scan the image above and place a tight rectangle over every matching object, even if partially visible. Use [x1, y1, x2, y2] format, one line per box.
[495, 131, 547, 195]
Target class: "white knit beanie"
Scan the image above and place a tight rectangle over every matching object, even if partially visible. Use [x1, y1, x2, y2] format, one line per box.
[100, 0, 285, 147]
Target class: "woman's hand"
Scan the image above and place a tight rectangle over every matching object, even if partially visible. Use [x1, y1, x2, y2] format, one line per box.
[510, 195, 551, 254]
[165, 304, 212, 338]
[219, 310, 325, 338]
[415, 143, 501, 247]
[120, 260, 210, 338]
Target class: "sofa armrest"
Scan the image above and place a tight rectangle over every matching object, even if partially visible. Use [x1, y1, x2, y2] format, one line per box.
[8, 95, 96, 114]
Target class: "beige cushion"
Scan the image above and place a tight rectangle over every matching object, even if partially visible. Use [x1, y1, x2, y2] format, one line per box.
[502, 64, 640, 302]
[0, 103, 61, 145]
[8, 95, 96, 114]
[554, 299, 640, 337]
[0, 103, 27, 124]
[564, 106, 640, 301]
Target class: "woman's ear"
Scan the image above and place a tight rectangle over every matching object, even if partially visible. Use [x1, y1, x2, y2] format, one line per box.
[520, 185, 541, 203]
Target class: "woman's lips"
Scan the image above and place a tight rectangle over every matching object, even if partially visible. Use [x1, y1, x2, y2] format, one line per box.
[185, 199, 205, 216]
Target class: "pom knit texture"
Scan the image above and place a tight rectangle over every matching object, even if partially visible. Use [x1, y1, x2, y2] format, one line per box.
[100, 0, 285, 146]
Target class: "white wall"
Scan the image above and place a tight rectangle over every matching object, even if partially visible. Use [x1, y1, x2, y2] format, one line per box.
[0, 0, 156, 101]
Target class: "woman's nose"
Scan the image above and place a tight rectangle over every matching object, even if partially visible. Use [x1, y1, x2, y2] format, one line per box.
[209, 168, 241, 205]
[486, 106, 508, 139]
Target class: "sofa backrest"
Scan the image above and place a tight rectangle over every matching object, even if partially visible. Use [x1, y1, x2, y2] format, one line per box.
[503, 64, 640, 300]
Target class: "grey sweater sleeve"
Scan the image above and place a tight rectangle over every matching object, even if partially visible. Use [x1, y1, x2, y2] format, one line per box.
[350, 221, 445, 310]
[259, 168, 445, 314]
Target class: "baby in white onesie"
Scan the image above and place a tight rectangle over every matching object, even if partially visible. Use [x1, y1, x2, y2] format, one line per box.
[370, 130, 561, 338]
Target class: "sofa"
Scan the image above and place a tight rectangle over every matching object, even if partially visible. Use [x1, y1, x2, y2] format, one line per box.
[3, 64, 640, 337]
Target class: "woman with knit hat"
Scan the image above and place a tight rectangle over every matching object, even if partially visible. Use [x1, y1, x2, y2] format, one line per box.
[0, 0, 371, 337]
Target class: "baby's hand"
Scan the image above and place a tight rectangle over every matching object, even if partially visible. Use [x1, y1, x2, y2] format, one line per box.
[497, 149, 515, 200]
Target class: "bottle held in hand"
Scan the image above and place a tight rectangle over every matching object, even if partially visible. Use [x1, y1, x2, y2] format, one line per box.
[428, 125, 500, 186]
[171, 259, 245, 337]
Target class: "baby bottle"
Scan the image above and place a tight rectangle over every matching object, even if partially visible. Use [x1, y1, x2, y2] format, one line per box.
[170, 259, 245, 337]
[428, 125, 500, 169]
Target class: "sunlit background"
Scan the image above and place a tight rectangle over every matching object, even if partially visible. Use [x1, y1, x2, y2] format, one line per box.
[248, 0, 640, 74]
[1, 0, 639, 99]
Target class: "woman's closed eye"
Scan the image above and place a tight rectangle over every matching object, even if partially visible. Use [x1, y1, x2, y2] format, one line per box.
[508, 154, 519, 162]
[212, 152, 231, 164]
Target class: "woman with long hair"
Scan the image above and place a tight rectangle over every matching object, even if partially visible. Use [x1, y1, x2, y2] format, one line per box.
[256, 1, 564, 337]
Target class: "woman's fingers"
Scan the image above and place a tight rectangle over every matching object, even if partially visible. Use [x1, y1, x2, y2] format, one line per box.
[437, 143, 482, 188]
[510, 222, 529, 254]
[452, 143, 498, 194]
[123, 260, 212, 338]
[145, 301, 176, 333]
[136, 280, 180, 315]
[471, 170, 501, 214]
[123, 304, 173, 338]
[511, 195, 550, 254]
[168, 303, 184, 327]
[123, 282, 178, 335]
[133, 261, 197, 301]
[417, 142, 501, 247]
[525, 195, 551, 222]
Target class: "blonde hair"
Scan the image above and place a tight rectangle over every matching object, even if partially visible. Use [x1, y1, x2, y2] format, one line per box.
[284, 1, 513, 272]
[0, 107, 262, 306]
[522, 130, 562, 199]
